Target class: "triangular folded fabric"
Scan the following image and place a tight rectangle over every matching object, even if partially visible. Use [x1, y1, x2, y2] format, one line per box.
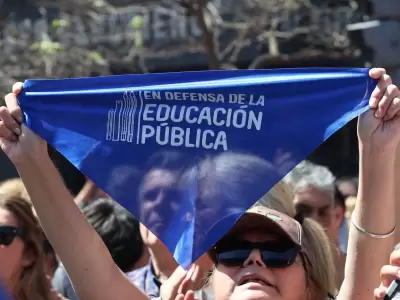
[18, 68, 375, 268]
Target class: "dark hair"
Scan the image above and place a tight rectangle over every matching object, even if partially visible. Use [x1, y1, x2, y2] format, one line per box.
[138, 150, 194, 200]
[334, 186, 345, 209]
[143, 150, 193, 173]
[82, 198, 144, 272]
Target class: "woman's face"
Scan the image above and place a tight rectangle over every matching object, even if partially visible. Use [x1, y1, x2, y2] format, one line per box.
[0, 207, 31, 289]
[212, 221, 308, 300]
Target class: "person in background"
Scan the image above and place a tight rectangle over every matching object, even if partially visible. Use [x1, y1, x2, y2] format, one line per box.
[52, 198, 149, 300]
[129, 150, 214, 299]
[0, 194, 64, 300]
[334, 185, 349, 255]
[0, 178, 59, 279]
[284, 160, 346, 288]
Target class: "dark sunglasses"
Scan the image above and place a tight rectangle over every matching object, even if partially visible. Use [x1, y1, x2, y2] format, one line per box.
[0, 226, 25, 246]
[214, 240, 300, 268]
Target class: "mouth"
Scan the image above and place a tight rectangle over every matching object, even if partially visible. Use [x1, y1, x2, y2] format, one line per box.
[238, 273, 275, 288]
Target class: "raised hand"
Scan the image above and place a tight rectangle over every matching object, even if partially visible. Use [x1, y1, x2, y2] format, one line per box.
[374, 250, 400, 299]
[358, 68, 400, 151]
[0, 82, 47, 165]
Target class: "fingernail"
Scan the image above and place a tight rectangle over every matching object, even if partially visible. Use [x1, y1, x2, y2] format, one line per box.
[14, 128, 21, 135]
[396, 269, 400, 278]
[375, 110, 381, 118]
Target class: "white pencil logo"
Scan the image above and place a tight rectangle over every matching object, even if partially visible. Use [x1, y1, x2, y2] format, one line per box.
[107, 90, 140, 143]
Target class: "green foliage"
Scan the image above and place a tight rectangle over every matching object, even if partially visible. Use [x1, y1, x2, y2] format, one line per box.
[88, 51, 107, 65]
[31, 41, 64, 54]
[130, 16, 144, 29]
[51, 19, 70, 29]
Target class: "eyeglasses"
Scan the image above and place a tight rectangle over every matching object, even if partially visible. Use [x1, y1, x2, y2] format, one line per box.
[214, 240, 300, 268]
[0, 226, 25, 246]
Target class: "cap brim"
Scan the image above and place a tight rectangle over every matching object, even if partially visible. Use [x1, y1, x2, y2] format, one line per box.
[224, 212, 295, 243]
[207, 210, 297, 249]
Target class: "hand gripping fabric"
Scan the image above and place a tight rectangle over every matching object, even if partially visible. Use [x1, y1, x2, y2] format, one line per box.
[18, 68, 375, 268]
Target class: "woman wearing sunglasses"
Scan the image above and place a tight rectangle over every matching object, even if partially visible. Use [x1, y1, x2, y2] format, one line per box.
[0, 194, 64, 300]
[159, 181, 336, 300]
[0, 67, 399, 300]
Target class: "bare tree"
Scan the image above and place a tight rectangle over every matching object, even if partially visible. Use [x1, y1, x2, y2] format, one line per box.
[0, 0, 365, 101]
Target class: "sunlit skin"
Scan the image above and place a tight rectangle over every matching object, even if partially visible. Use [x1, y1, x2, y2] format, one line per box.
[211, 215, 308, 300]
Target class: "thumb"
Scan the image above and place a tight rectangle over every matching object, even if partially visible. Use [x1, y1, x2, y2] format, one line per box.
[12, 82, 23, 96]
[374, 286, 387, 299]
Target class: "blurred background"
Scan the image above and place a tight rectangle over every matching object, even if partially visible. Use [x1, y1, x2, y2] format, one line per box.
[0, 0, 399, 195]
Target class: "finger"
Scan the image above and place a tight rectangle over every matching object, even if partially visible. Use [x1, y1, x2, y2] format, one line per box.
[384, 97, 400, 121]
[0, 106, 21, 136]
[178, 273, 193, 295]
[162, 266, 192, 299]
[370, 74, 392, 109]
[390, 250, 400, 266]
[4, 93, 23, 123]
[0, 121, 17, 141]
[184, 291, 196, 300]
[175, 295, 185, 300]
[178, 266, 196, 294]
[12, 82, 23, 95]
[374, 286, 387, 299]
[369, 68, 386, 80]
[380, 265, 400, 287]
[376, 84, 399, 118]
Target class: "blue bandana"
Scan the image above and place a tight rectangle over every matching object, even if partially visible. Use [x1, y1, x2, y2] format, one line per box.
[18, 68, 375, 268]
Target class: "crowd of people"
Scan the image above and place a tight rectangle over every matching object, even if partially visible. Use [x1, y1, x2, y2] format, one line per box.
[1, 68, 400, 300]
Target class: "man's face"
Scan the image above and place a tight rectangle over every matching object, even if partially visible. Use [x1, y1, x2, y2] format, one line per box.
[139, 168, 183, 246]
[293, 186, 335, 233]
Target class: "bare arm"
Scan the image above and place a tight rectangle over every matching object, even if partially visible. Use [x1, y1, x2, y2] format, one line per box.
[393, 146, 400, 244]
[337, 145, 396, 300]
[336, 66, 400, 300]
[15, 152, 149, 300]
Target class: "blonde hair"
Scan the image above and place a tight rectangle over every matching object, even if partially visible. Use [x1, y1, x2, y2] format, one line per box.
[0, 178, 29, 201]
[256, 181, 336, 299]
[208, 181, 335, 300]
[0, 194, 51, 300]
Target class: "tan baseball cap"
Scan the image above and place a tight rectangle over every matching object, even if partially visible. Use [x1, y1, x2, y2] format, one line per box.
[209, 206, 303, 249]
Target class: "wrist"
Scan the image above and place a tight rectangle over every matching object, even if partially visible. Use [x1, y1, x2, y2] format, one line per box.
[14, 149, 50, 170]
[359, 143, 396, 161]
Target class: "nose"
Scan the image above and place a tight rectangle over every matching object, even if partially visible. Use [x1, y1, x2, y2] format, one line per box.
[243, 249, 266, 268]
